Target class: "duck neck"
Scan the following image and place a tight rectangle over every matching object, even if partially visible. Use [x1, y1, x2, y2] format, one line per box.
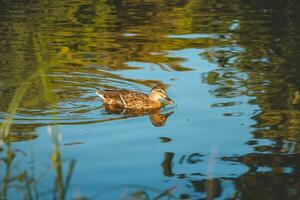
[150, 100, 162, 108]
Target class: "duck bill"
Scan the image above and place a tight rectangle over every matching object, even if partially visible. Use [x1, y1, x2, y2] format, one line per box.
[165, 97, 174, 105]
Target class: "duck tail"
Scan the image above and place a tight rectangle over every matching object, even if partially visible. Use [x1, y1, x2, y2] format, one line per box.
[96, 90, 105, 100]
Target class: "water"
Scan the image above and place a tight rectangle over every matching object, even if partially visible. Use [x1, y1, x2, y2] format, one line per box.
[0, 0, 300, 199]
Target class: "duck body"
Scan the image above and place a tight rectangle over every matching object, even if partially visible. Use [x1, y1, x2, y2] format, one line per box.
[96, 86, 173, 110]
[96, 89, 161, 109]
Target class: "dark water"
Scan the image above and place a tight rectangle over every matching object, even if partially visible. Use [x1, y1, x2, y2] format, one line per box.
[0, 0, 300, 199]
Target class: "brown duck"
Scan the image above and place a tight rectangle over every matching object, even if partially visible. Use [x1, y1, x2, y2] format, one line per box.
[96, 86, 174, 109]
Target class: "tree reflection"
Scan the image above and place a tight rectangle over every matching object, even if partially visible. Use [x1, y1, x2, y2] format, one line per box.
[161, 151, 223, 199]
[201, 0, 300, 199]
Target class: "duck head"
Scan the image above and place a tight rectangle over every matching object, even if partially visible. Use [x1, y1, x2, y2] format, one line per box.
[149, 86, 174, 105]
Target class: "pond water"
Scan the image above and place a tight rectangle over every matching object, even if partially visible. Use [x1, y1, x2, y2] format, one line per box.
[0, 0, 300, 199]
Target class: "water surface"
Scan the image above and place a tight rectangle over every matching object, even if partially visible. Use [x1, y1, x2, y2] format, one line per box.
[0, 0, 300, 199]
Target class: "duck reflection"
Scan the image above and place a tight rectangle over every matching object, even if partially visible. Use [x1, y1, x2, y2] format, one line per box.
[102, 103, 174, 127]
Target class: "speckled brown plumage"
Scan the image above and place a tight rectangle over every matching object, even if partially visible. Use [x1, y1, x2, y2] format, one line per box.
[96, 89, 160, 109]
[96, 86, 173, 110]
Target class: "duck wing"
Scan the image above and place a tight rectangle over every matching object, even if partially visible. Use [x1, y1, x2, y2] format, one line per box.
[119, 91, 150, 108]
[96, 90, 125, 105]
[96, 90, 149, 108]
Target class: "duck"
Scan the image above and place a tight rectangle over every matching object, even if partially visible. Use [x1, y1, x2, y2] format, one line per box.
[96, 86, 174, 109]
